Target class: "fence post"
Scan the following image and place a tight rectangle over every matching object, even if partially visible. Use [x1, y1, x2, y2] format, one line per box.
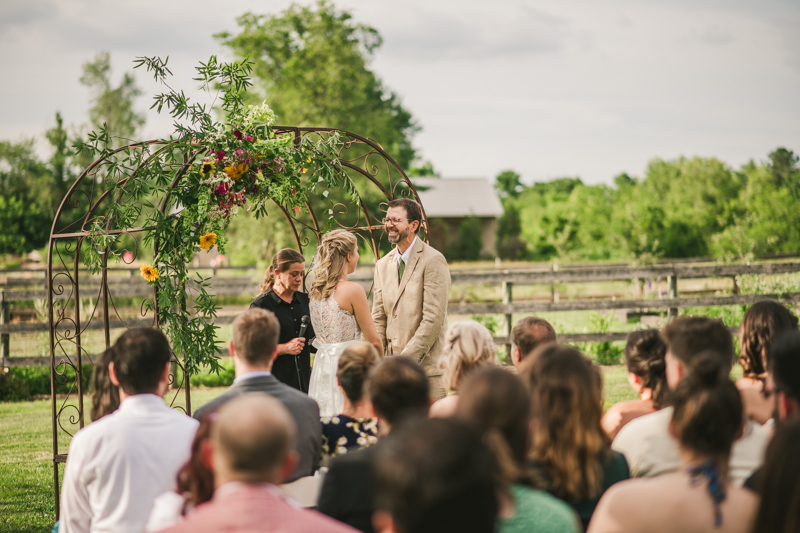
[502, 280, 513, 358]
[1, 290, 9, 369]
[667, 275, 678, 319]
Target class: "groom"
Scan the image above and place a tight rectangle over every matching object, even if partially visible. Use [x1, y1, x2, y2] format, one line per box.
[372, 198, 451, 400]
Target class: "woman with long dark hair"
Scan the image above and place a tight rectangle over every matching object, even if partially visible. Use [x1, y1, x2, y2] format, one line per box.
[90, 348, 119, 422]
[602, 329, 667, 439]
[251, 248, 315, 392]
[521, 344, 629, 530]
[588, 353, 759, 533]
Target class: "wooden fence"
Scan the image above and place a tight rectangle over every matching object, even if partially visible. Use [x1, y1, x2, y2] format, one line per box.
[3, 260, 800, 367]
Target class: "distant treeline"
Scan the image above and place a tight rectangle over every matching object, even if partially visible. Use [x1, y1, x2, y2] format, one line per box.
[494, 148, 800, 263]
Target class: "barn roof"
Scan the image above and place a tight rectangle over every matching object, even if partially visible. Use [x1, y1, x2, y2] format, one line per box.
[411, 177, 504, 218]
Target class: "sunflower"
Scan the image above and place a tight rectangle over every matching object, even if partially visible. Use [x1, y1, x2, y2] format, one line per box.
[140, 264, 160, 282]
[223, 163, 249, 180]
[199, 232, 217, 250]
[200, 161, 216, 175]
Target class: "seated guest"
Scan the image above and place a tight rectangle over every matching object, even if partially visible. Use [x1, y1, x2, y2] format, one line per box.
[613, 317, 770, 485]
[60, 328, 199, 533]
[509, 316, 557, 370]
[157, 393, 357, 533]
[429, 320, 496, 418]
[193, 309, 321, 480]
[90, 346, 120, 421]
[372, 418, 499, 533]
[322, 342, 380, 465]
[743, 330, 800, 490]
[145, 415, 215, 531]
[318, 357, 430, 533]
[736, 300, 798, 424]
[750, 418, 800, 532]
[601, 330, 667, 439]
[588, 353, 759, 533]
[521, 344, 629, 530]
[457, 367, 581, 533]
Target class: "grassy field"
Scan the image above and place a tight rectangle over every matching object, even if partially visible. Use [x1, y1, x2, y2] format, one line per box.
[0, 366, 653, 532]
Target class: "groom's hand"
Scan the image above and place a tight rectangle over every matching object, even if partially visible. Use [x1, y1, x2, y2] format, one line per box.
[279, 338, 305, 355]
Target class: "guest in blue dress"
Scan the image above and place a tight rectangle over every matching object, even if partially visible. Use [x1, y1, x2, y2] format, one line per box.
[321, 342, 380, 465]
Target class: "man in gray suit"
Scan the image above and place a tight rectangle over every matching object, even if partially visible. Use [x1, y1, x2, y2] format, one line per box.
[372, 198, 451, 400]
[194, 308, 321, 481]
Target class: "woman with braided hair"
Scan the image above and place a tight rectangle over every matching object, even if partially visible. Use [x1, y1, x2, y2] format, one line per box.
[602, 329, 668, 439]
[307, 229, 383, 417]
[736, 300, 798, 424]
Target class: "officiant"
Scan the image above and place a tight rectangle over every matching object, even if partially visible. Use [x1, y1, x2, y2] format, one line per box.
[251, 248, 316, 393]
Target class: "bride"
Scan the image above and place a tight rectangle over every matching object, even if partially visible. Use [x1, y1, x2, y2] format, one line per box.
[308, 229, 383, 417]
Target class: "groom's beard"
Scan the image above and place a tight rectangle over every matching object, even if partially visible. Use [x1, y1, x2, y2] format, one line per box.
[387, 226, 408, 245]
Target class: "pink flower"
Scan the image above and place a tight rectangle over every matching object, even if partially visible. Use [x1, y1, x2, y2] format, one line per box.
[245, 136, 254, 142]
[216, 151, 225, 161]
[214, 182, 230, 196]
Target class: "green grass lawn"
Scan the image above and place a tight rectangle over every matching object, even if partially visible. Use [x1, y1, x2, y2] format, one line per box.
[0, 371, 639, 532]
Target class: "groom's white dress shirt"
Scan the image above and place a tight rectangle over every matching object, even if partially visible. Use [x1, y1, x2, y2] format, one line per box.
[60, 394, 199, 533]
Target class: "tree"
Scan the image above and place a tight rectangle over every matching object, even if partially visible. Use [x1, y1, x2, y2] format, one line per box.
[768, 147, 800, 196]
[496, 201, 527, 260]
[217, 0, 418, 169]
[495, 169, 524, 198]
[407, 160, 440, 177]
[80, 51, 145, 145]
[447, 217, 483, 261]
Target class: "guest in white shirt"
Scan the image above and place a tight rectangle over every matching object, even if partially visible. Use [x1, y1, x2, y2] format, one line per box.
[59, 328, 199, 533]
[612, 317, 769, 485]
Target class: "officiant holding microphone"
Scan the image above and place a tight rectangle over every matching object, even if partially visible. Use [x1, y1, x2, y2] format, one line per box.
[251, 248, 315, 393]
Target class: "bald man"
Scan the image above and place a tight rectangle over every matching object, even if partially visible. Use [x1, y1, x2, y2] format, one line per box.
[159, 394, 357, 533]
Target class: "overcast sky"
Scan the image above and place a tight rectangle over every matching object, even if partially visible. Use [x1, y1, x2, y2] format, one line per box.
[2, 0, 799, 184]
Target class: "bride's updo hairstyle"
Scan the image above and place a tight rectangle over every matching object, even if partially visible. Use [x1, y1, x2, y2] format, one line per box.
[259, 248, 306, 293]
[309, 229, 358, 301]
[441, 321, 497, 393]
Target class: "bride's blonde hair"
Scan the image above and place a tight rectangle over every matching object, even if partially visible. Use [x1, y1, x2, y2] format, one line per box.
[309, 229, 358, 300]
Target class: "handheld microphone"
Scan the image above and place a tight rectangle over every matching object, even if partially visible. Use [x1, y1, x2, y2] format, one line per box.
[299, 315, 309, 338]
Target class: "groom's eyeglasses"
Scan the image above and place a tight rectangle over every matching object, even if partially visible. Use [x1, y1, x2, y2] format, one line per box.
[382, 217, 408, 226]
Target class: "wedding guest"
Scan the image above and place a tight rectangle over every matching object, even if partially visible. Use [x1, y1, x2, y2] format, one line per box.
[750, 417, 800, 532]
[601, 330, 667, 439]
[372, 418, 498, 533]
[145, 415, 215, 531]
[743, 330, 800, 490]
[588, 353, 759, 533]
[193, 309, 321, 481]
[736, 300, 798, 424]
[60, 328, 199, 533]
[429, 320, 496, 418]
[509, 316, 556, 370]
[90, 347, 119, 421]
[251, 248, 315, 392]
[157, 393, 357, 533]
[613, 317, 770, 485]
[457, 367, 581, 533]
[521, 344, 629, 530]
[321, 342, 380, 465]
[318, 357, 430, 533]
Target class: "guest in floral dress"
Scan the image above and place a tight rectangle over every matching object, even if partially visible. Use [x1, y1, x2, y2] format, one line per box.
[321, 341, 381, 465]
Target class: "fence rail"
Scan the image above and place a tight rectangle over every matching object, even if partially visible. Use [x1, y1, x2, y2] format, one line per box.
[3, 258, 800, 367]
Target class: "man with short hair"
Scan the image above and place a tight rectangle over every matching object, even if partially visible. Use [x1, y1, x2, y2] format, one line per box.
[612, 317, 770, 484]
[318, 357, 431, 532]
[60, 328, 199, 533]
[193, 308, 321, 480]
[372, 198, 451, 399]
[372, 418, 499, 533]
[510, 316, 557, 369]
[159, 394, 357, 533]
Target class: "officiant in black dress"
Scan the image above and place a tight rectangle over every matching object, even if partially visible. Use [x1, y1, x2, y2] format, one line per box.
[251, 249, 315, 393]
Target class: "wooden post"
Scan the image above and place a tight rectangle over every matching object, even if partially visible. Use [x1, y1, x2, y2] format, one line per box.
[667, 275, 678, 319]
[1, 290, 9, 369]
[732, 275, 740, 295]
[502, 281, 513, 360]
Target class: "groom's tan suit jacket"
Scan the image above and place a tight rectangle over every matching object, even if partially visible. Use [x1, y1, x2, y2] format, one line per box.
[372, 237, 451, 381]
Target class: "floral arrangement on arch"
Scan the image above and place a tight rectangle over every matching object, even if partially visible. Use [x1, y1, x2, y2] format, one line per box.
[79, 56, 354, 376]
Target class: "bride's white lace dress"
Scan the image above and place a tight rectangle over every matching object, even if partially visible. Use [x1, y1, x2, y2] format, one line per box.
[308, 291, 361, 417]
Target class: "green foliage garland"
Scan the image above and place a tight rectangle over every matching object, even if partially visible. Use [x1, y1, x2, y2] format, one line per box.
[76, 56, 354, 376]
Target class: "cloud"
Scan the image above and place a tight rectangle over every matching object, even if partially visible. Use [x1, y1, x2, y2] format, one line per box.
[0, 0, 55, 32]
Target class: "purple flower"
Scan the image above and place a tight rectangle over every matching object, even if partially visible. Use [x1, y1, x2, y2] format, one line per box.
[232, 130, 243, 140]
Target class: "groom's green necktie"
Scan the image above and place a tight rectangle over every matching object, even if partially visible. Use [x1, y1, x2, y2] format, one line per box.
[398, 256, 405, 284]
